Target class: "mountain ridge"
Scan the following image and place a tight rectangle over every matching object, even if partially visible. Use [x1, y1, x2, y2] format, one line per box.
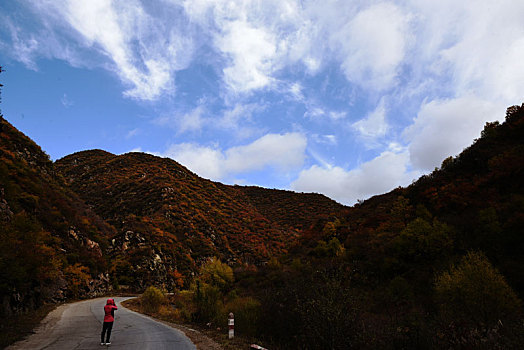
[55, 147, 346, 289]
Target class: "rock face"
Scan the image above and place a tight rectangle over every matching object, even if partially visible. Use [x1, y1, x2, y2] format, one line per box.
[0, 187, 13, 221]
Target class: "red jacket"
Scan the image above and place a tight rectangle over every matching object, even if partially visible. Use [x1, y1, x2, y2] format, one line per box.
[103, 299, 118, 322]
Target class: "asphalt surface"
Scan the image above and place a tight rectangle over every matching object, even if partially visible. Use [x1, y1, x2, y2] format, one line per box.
[7, 297, 196, 350]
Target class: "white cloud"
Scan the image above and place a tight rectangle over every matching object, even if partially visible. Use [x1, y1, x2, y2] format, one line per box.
[180, 0, 295, 94]
[352, 100, 388, 139]
[163, 143, 226, 179]
[225, 133, 306, 173]
[178, 105, 206, 133]
[162, 132, 307, 180]
[176, 0, 345, 94]
[331, 3, 411, 90]
[153, 104, 207, 133]
[328, 111, 347, 121]
[153, 102, 263, 136]
[417, 0, 524, 103]
[216, 20, 277, 93]
[304, 106, 326, 119]
[304, 104, 347, 122]
[62, 0, 185, 100]
[289, 82, 304, 101]
[219, 103, 262, 129]
[404, 96, 499, 171]
[292, 149, 419, 205]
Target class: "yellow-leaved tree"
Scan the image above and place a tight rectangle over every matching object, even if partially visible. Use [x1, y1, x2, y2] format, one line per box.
[435, 251, 522, 325]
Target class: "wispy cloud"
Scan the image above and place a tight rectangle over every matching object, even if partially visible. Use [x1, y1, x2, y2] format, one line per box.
[311, 134, 337, 146]
[351, 100, 388, 143]
[126, 128, 140, 139]
[61, 93, 74, 108]
[11, 0, 194, 101]
[2, 19, 39, 70]
[3, 0, 524, 204]
[218, 103, 263, 129]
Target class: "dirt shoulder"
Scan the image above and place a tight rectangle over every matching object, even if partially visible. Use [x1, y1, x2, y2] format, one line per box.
[1, 303, 64, 349]
[122, 298, 225, 350]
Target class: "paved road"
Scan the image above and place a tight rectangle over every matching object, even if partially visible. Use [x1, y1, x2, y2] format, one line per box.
[7, 297, 196, 350]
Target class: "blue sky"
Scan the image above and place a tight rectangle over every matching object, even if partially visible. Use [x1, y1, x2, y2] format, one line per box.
[1, 0, 523, 205]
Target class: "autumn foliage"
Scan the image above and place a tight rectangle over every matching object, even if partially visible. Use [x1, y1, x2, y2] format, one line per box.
[2, 100, 524, 349]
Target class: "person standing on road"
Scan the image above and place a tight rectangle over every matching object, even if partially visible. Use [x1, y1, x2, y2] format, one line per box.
[101, 298, 118, 345]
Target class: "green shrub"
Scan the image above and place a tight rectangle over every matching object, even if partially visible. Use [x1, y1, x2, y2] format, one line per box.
[192, 281, 224, 324]
[141, 286, 165, 313]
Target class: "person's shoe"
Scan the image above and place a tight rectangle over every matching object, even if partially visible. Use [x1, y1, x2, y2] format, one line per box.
[106, 342, 111, 345]
[101, 343, 105, 346]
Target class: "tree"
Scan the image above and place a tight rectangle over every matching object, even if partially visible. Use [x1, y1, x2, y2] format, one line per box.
[434, 251, 522, 325]
[200, 257, 233, 293]
[141, 286, 165, 313]
[393, 217, 453, 262]
[312, 237, 345, 257]
[64, 263, 90, 298]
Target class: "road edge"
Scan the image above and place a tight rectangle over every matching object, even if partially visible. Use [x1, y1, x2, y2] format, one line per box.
[121, 298, 223, 350]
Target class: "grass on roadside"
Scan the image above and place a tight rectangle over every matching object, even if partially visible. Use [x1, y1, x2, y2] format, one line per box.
[122, 293, 255, 350]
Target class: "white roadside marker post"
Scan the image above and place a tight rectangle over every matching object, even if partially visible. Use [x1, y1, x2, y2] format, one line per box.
[228, 312, 234, 339]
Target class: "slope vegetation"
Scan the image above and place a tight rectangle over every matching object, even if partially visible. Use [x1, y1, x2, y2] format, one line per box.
[0, 116, 114, 315]
[56, 150, 345, 289]
[245, 104, 524, 348]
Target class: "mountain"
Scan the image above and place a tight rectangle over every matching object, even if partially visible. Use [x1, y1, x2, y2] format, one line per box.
[55, 150, 345, 289]
[334, 103, 524, 293]
[3, 100, 524, 348]
[244, 104, 524, 349]
[0, 116, 115, 315]
[1, 113, 345, 312]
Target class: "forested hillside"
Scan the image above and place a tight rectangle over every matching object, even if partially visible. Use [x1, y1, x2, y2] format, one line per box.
[234, 185, 346, 231]
[55, 149, 344, 290]
[0, 116, 115, 315]
[239, 104, 524, 349]
[106, 104, 524, 350]
[2, 92, 524, 349]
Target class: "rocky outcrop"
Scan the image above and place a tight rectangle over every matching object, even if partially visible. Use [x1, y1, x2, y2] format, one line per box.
[109, 230, 175, 290]
[0, 187, 13, 222]
[68, 227, 103, 257]
[85, 273, 112, 297]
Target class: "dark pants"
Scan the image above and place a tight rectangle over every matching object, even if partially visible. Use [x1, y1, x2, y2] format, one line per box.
[101, 321, 114, 343]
